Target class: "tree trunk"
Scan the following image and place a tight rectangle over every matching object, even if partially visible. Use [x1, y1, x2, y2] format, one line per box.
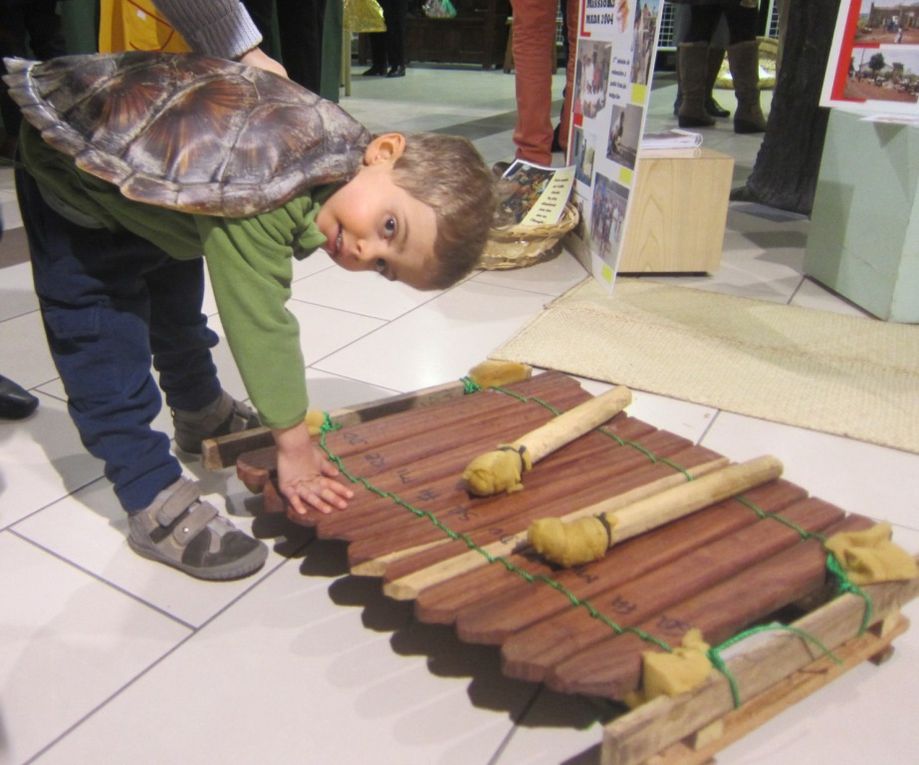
[732, 0, 841, 215]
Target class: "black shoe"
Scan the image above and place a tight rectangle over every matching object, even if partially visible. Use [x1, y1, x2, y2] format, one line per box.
[386, 65, 406, 78]
[0, 375, 39, 419]
[705, 96, 730, 118]
[551, 123, 563, 153]
[362, 65, 386, 76]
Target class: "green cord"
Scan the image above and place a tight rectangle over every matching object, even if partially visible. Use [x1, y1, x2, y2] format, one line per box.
[825, 551, 873, 633]
[708, 622, 843, 707]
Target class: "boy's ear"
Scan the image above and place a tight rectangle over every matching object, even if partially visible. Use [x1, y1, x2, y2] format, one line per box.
[363, 133, 406, 165]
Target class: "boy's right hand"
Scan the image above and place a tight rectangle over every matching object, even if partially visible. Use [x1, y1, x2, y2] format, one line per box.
[272, 422, 354, 515]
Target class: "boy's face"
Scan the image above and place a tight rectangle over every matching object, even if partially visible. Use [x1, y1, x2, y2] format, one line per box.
[316, 134, 438, 290]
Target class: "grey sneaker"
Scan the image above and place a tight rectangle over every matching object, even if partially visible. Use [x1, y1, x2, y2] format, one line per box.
[172, 390, 260, 454]
[128, 477, 268, 580]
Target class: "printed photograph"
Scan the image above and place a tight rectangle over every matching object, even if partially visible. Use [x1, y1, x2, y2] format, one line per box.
[844, 46, 919, 103]
[572, 126, 596, 185]
[589, 172, 630, 264]
[573, 39, 613, 119]
[854, 1, 919, 44]
[607, 102, 644, 168]
[493, 162, 557, 226]
[631, 0, 661, 84]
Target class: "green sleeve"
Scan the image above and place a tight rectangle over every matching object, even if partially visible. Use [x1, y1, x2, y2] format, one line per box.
[197, 197, 327, 429]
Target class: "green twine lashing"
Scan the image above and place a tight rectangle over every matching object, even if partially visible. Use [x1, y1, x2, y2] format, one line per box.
[825, 551, 873, 634]
[708, 622, 842, 708]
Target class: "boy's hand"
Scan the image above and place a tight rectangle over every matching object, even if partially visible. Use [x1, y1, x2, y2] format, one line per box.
[273, 422, 354, 515]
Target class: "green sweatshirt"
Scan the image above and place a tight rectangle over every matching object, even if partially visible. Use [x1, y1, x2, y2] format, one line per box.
[20, 123, 338, 430]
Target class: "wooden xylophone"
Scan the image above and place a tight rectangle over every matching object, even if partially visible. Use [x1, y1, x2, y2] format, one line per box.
[215, 371, 919, 764]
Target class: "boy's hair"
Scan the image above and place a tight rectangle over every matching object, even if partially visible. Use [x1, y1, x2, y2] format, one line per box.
[390, 133, 496, 289]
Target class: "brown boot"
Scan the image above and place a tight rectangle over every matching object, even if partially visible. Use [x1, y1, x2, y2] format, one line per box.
[677, 42, 715, 128]
[705, 47, 730, 118]
[727, 40, 767, 134]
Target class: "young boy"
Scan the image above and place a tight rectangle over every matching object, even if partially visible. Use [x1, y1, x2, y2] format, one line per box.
[11, 54, 495, 581]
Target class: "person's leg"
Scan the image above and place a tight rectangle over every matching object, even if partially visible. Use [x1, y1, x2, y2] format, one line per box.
[276, 0, 325, 92]
[15, 166, 266, 579]
[705, 12, 730, 116]
[147, 257, 221, 415]
[672, 3, 690, 115]
[0, 0, 28, 157]
[16, 166, 181, 510]
[677, 6, 720, 128]
[511, 0, 557, 165]
[145, 258, 259, 454]
[557, 0, 579, 154]
[723, 3, 766, 133]
[363, 0, 391, 76]
[383, 0, 407, 76]
[365, 32, 387, 75]
[22, 0, 66, 60]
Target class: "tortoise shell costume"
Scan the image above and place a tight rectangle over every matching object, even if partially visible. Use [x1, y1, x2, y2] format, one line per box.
[5, 51, 372, 430]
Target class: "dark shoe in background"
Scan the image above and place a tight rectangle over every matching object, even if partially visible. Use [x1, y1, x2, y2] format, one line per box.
[362, 65, 386, 76]
[551, 124, 563, 153]
[0, 375, 39, 419]
[705, 96, 730, 118]
[386, 65, 406, 78]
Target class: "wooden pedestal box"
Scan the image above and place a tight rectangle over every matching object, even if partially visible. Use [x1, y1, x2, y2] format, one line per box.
[617, 148, 734, 274]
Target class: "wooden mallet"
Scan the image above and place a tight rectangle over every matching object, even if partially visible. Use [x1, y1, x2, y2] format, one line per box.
[461, 385, 633, 496]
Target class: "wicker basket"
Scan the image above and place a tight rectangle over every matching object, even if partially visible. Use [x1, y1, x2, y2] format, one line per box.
[477, 202, 580, 271]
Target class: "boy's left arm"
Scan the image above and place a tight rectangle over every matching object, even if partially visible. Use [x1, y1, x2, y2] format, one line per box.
[198, 199, 353, 514]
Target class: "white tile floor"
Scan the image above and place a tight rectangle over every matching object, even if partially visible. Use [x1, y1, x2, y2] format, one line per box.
[1, 64, 917, 765]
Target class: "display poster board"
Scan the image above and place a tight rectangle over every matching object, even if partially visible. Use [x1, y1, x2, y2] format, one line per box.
[564, 0, 662, 289]
[821, 0, 919, 124]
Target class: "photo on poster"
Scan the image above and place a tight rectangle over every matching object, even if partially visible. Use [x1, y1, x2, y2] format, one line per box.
[631, 0, 661, 84]
[574, 39, 613, 119]
[854, 0, 919, 44]
[572, 125, 596, 186]
[606, 102, 644, 169]
[821, 0, 919, 117]
[572, 195, 589, 242]
[565, 0, 662, 287]
[589, 172, 629, 266]
[846, 46, 919, 104]
[493, 161, 575, 227]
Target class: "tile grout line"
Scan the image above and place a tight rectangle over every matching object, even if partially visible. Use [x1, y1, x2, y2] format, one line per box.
[17, 544, 309, 765]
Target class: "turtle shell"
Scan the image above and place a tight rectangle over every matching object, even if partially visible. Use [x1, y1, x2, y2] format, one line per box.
[3, 51, 372, 217]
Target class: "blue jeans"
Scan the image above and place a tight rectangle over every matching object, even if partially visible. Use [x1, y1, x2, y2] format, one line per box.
[16, 167, 223, 512]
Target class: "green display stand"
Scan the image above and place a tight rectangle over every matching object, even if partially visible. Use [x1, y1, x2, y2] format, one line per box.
[61, 0, 99, 54]
[320, 0, 342, 103]
[804, 110, 919, 323]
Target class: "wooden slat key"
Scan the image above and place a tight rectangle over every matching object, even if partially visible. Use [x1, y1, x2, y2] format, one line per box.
[383, 457, 730, 601]
[202, 359, 533, 471]
[461, 385, 633, 496]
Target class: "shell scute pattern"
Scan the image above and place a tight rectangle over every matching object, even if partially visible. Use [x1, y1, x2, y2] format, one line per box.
[2, 51, 371, 216]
